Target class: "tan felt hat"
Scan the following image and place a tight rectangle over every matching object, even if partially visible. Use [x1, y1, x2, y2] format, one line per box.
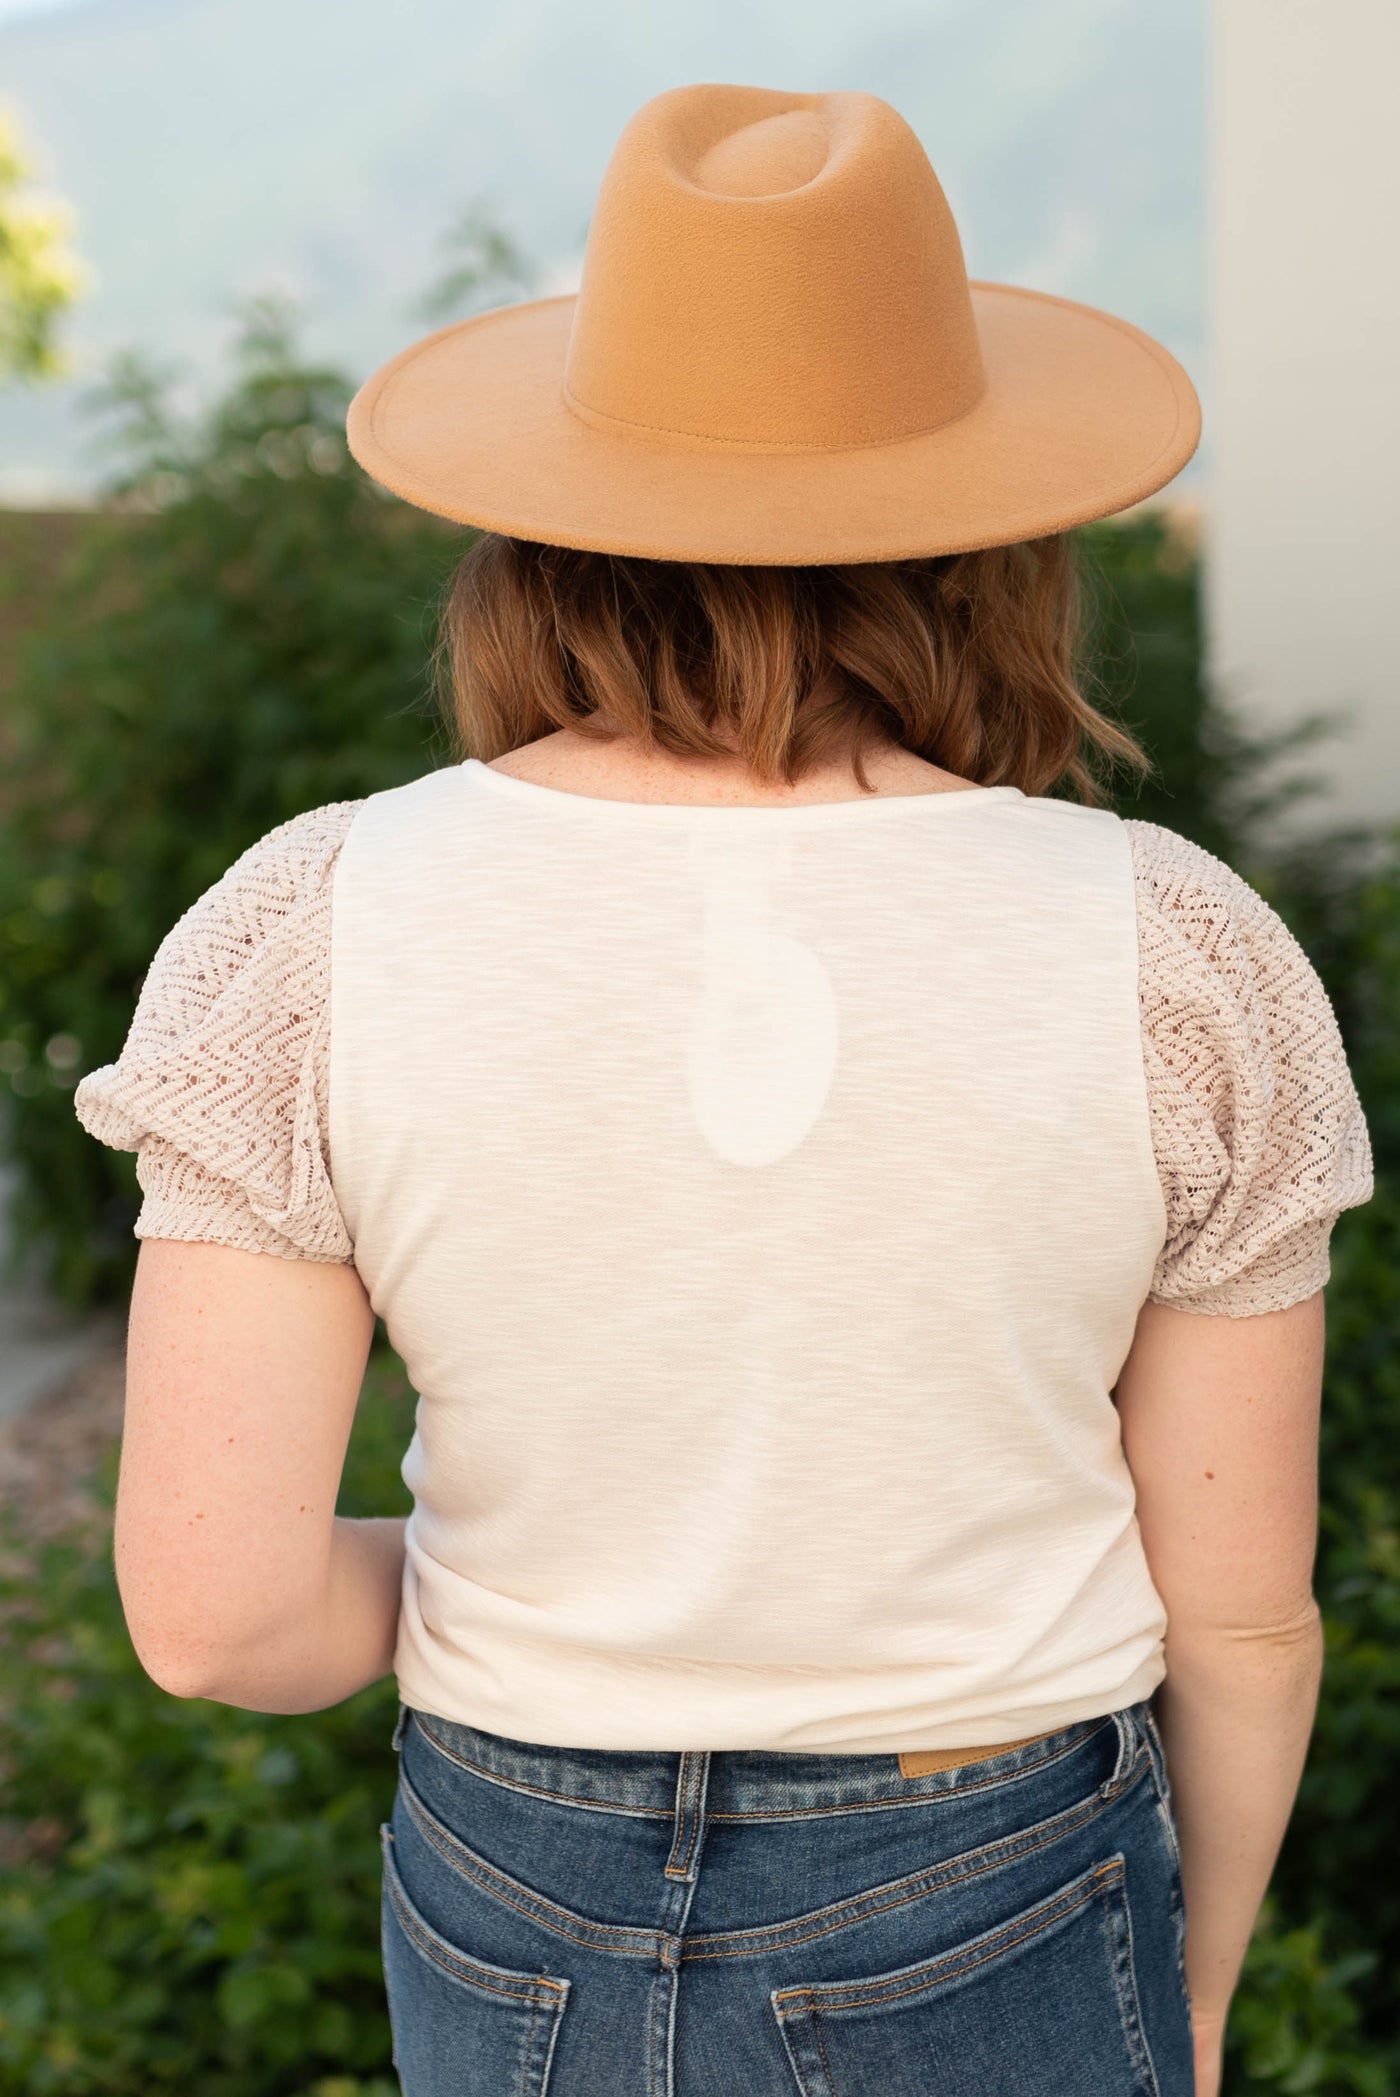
[346, 82, 1201, 565]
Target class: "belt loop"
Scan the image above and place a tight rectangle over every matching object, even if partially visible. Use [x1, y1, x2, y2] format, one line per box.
[391, 1702, 410, 1755]
[664, 1751, 712, 1883]
[1099, 1704, 1138, 1797]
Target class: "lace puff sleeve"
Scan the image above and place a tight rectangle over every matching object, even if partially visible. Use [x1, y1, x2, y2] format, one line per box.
[1126, 819, 1374, 1316]
[73, 801, 364, 1262]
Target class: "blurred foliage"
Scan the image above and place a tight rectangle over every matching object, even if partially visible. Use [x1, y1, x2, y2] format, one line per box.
[1228, 1900, 1393, 2097]
[413, 197, 537, 326]
[1075, 510, 1373, 872]
[0, 1340, 414, 2094]
[0, 298, 1397, 2091]
[0, 105, 87, 385]
[0, 296, 471, 1305]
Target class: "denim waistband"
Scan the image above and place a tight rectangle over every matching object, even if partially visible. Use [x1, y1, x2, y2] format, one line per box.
[391, 1699, 1151, 1824]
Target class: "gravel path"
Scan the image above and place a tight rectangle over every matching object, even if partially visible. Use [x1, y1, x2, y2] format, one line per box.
[0, 1335, 126, 1562]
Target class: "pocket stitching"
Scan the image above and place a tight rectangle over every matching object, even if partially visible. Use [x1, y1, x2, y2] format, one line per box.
[772, 1855, 1125, 2015]
[1149, 1790, 1190, 2011]
[380, 1821, 570, 2009]
[1106, 1848, 1165, 2097]
[1149, 1761, 1185, 1884]
[1139, 1713, 1189, 2001]
[394, 1766, 649, 1956]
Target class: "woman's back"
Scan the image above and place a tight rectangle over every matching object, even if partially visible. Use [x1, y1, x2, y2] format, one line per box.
[336, 756, 1158, 1750]
[76, 744, 1370, 1754]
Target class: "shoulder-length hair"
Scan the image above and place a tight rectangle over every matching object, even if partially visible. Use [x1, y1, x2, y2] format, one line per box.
[435, 531, 1149, 803]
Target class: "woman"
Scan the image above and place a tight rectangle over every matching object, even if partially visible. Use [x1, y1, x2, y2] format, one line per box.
[75, 84, 1373, 2097]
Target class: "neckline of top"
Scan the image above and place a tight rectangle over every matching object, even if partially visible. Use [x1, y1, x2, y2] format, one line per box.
[460, 758, 1027, 823]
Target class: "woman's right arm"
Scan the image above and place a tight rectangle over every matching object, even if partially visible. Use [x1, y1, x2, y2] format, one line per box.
[1112, 1288, 1329, 2085]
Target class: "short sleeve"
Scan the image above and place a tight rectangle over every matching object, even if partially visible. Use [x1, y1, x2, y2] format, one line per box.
[1126, 819, 1374, 1316]
[73, 800, 364, 1262]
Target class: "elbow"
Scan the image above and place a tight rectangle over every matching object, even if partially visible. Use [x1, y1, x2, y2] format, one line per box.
[129, 1629, 224, 1703]
[1162, 1596, 1326, 1687]
[118, 1578, 304, 1706]
[1166, 1594, 1324, 1647]
[134, 1639, 270, 1707]
[116, 1558, 220, 1700]
[151, 1670, 216, 1704]
[123, 1601, 255, 1703]
[125, 1613, 318, 1713]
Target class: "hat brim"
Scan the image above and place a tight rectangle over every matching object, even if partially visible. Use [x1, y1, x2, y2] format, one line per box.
[345, 282, 1200, 564]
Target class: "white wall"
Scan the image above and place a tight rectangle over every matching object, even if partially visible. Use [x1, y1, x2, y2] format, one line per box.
[1208, 0, 1400, 840]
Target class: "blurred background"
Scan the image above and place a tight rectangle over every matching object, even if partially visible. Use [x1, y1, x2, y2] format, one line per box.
[0, 4, 1396, 2092]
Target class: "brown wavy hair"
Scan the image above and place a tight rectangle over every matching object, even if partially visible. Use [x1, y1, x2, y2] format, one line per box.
[435, 531, 1150, 803]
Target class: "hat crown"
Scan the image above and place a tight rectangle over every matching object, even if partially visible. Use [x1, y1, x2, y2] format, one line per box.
[693, 109, 830, 196]
[563, 85, 986, 453]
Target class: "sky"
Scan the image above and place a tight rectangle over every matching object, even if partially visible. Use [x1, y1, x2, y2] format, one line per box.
[0, 0, 84, 19]
[0, 0, 1206, 502]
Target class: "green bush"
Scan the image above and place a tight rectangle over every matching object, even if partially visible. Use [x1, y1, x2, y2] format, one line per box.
[0, 298, 470, 1307]
[0, 1340, 414, 2095]
[1078, 514, 1307, 866]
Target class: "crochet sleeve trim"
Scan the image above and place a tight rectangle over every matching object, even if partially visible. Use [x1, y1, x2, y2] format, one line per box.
[1125, 819, 1374, 1317]
[73, 801, 363, 1263]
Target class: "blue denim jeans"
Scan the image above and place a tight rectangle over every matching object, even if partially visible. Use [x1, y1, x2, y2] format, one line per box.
[380, 1695, 1192, 2095]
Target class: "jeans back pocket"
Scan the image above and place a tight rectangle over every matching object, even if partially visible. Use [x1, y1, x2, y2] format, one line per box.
[772, 1852, 1161, 2097]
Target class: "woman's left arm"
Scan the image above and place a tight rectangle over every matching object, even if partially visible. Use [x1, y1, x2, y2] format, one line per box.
[117, 1235, 405, 1714]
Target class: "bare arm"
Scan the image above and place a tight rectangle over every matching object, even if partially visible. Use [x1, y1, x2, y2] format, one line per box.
[1113, 1290, 1328, 2040]
[117, 1237, 406, 1713]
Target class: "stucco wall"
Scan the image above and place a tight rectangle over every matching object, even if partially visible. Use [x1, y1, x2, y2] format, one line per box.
[1207, 0, 1400, 839]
